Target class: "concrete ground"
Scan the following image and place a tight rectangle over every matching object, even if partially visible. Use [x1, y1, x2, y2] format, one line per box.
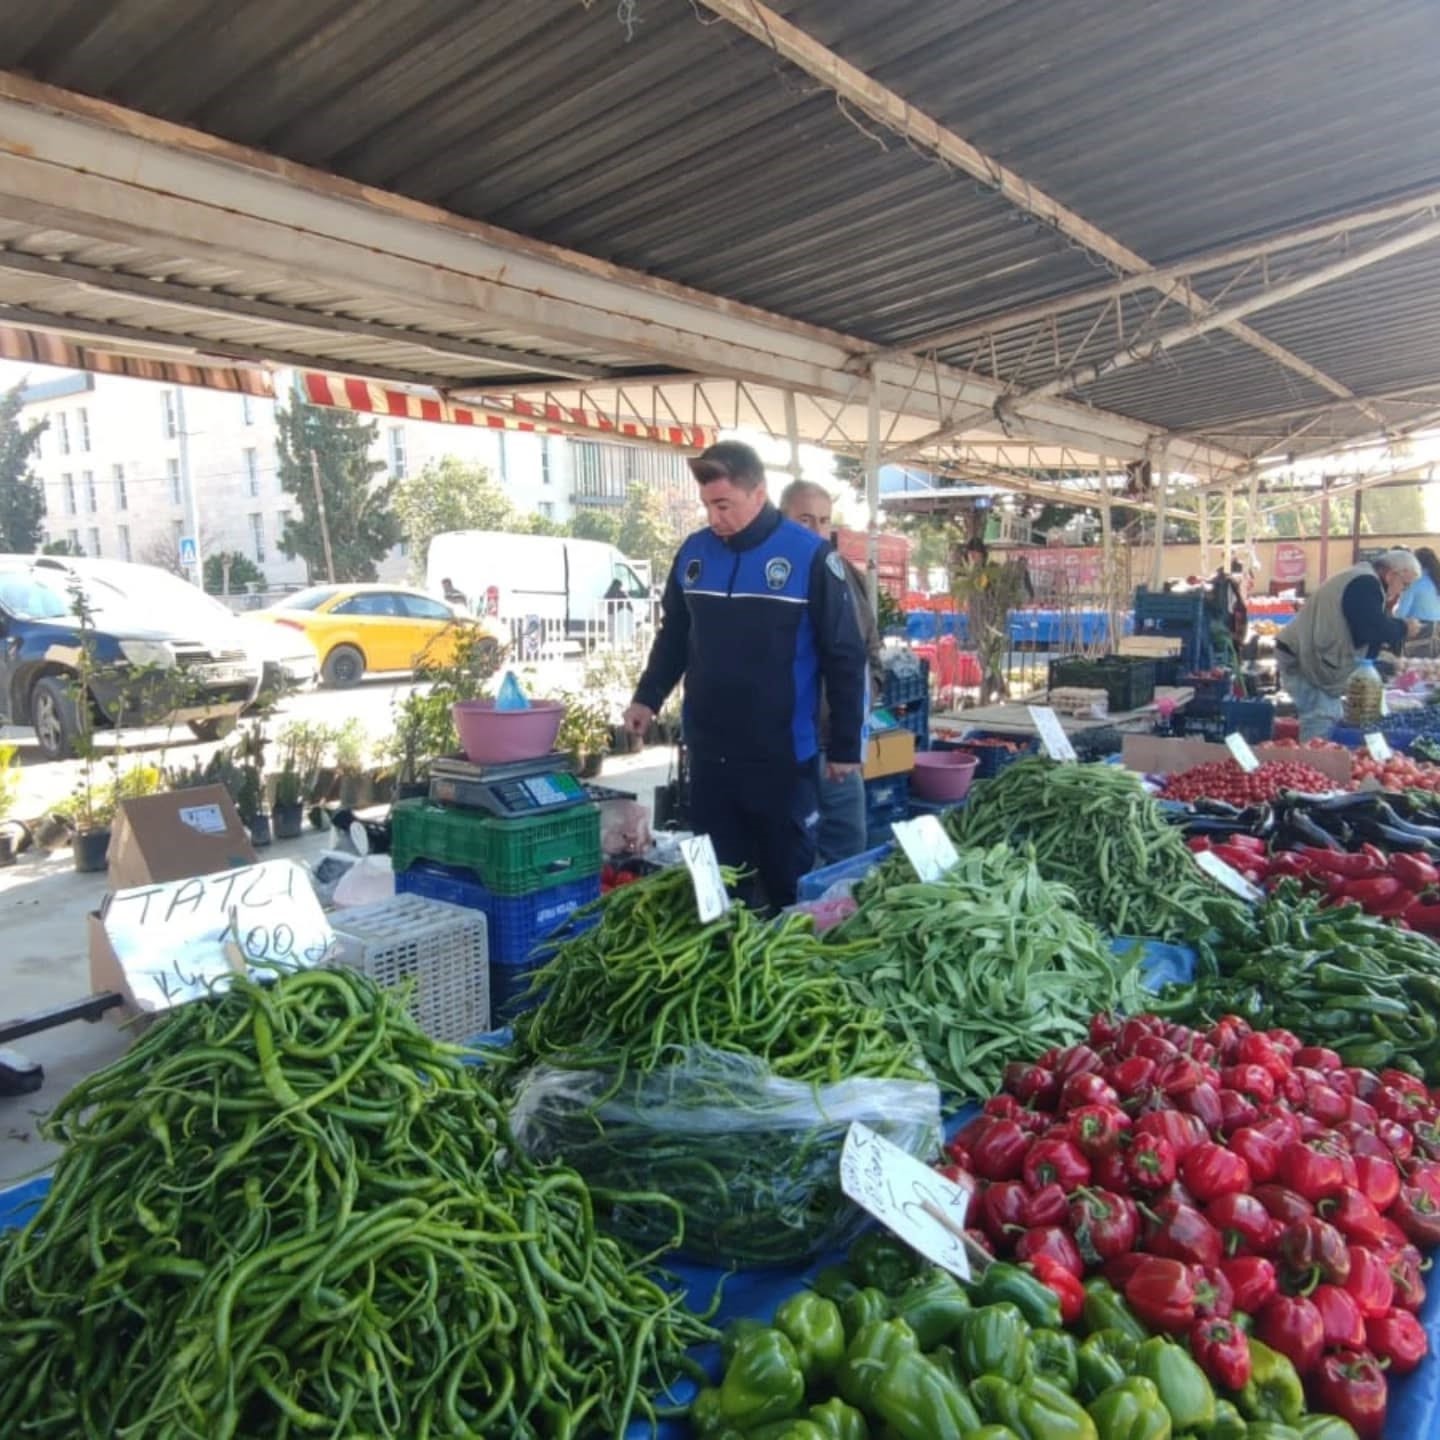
[0, 740, 677, 1187]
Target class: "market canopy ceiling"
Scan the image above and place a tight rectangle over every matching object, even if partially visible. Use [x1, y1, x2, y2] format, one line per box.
[1, 0, 1439, 507]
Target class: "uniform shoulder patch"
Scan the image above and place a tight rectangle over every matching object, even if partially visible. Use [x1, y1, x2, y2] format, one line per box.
[765, 556, 792, 590]
[825, 550, 846, 581]
[684, 557, 702, 586]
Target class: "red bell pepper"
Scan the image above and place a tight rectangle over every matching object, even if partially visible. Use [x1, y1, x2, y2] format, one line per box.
[982, 1094, 1030, 1123]
[1317, 1186, 1390, 1249]
[1180, 1142, 1251, 1203]
[1051, 1043, 1104, 1080]
[1178, 1080, 1224, 1131]
[1125, 1132, 1177, 1190]
[1028, 1253, 1084, 1325]
[1089, 1011, 1123, 1047]
[970, 1118, 1031, 1182]
[1334, 1122, 1390, 1161]
[1300, 847, 1384, 878]
[1343, 1245, 1395, 1318]
[1256, 1293, 1324, 1376]
[1365, 1307, 1429, 1375]
[1407, 1160, 1440, 1204]
[1190, 1263, 1233, 1319]
[1386, 1071, 1436, 1098]
[1021, 1137, 1090, 1192]
[1145, 1202, 1223, 1269]
[1133, 1109, 1208, 1161]
[978, 1180, 1029, 1250]
[1375, 1116, 1415, 1160]
[934, 1162, 974, 1191]
[1344, 1066, 1382, 1099]
[1189, 1315, 1251, 1392]
[1058, 1071, 1118, 1113]
[1388, 1249, 1427, 1312]
[1277, 1216, 1351, 1288]
[1001, 1061, 1059, 1108]
[1391, 851, 1440, 891]
[1123, 1256, 1196, 1333]
[1220, 1063, 1277, 1105]
[1092, 1148, 1130, 1193]
[1021, 1181, 1069, 1229]
[1155, 1056, 1207, 1097]
[1391, 1181, 1440, 1246]
[1277, 1138, 1355, 1201]
[1104, 1251, 1147, 1293]
[1218, 1255, 1278, 1313]
[1103, 1054, 1157, 1099]
[1374, 1083, 1430, 1124]
[1205, 1191, 1277, 1257]
[1252, 1183, 1314, 1225]
[1227, 1126, 1281, 1184]
[1067, 1104, 1128, 1160]
[1068, 1188, 1138, 1264]
[1216, 1088, 1258, 1136]
[1403, 897, 1440, 934]
[1013, 1225, 1083, 1279]
[1311, 1348, 1389, 1440]
[1236, 1031, 1294, 1078]
[1301, 1079, 1349, 1126]
[1294, 1044, 1342, 1071]
[1311, 1282, 1367, 1349]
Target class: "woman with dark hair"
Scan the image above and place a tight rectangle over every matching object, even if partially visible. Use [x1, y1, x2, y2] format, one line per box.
[1397, 546, 1440, 624]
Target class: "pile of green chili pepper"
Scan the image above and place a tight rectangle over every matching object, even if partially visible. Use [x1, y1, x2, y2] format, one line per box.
[946, 757, 1248, 941]
[1158, 882, 1440, 1080]
[833, 844, 1147, 1100]
[507, 868, 939, 1267]
[0, 967, 712, 1439]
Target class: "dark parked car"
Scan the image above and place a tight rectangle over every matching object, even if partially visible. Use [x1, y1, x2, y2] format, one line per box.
[0, 560, 262, 759]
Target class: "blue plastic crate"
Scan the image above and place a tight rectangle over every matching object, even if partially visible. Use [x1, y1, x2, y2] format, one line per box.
[396, 861, 600, 967]
[863, 774, 909, 814]
[797, 842, 893, 901]
[907, 796, 965, 820]
[881, 659, 930, 708]
[931, 734, 1034, 778]
[1135, 587, 1206, 624]
[893, 699, 930, 745]
[1221, 698, 1275, 743]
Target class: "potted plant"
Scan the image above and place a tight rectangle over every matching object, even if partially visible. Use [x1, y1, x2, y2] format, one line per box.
[554, 690, 611, 779]
[0, 742, 20, 866]
[388, 695, 435, 800]
[334, 719, 371, 807]
[66, 581, 111, 873]
[272, 766, 305, 840]
[235, 722, 271, 847]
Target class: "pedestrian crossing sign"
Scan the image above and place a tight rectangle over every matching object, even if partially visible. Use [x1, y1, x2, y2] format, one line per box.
[178, 536, 198, 566]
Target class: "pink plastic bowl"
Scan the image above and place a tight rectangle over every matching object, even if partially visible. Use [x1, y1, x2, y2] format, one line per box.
[910, 750, 980, 803]
[452, 699, 565, 764]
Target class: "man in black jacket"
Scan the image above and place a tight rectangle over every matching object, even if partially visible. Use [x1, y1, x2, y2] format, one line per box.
[623, 442, 866, 907]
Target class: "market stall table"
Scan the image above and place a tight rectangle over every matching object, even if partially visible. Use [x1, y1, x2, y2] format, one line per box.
[934, 685, 1196, 738]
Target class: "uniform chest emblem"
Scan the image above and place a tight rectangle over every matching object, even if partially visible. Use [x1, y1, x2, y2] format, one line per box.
[684, 558, 702, 586]
[825, 550, 846, 581]
[765, 557, 792, 590]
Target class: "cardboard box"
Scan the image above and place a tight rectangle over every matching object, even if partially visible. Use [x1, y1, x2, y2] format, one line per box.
[108, 785, 256, 891]
[864, 728, 916, 780]
[1121, 735, 1353, 784]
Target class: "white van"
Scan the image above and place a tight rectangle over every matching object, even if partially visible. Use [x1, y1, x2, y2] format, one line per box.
[425, 531, 653, 637]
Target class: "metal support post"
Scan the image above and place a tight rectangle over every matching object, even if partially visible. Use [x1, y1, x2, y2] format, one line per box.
[1098, 457, 1117, 651]
[1319, 474, 1331, 581]
[1150, 445, 1168, 589]
[1198, 490, 1211, 573]
[783, 389, 802, 480]
[865, 375, 880, 614]
[1222, 483, 1235, 566]
[310, 448, 337, 584]
[176, 387, 202, 587]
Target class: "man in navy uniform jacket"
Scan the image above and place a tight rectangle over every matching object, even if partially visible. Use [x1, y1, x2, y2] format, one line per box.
[624, 441, 867, 908]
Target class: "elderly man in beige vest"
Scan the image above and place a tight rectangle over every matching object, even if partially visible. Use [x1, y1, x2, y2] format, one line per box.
[1276, 549, 1422, 740]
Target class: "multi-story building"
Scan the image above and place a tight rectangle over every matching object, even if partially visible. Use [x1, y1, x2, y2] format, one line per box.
[18, 370, 698, 588]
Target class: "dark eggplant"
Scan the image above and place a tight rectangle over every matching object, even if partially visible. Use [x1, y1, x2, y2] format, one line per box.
[1349, 816, 1440, 855]
[1369, 800, 1440, 843]
[1276, 810, 1344, 851]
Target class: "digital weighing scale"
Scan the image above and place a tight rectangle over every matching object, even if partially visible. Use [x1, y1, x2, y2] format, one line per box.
[428, 753, 590, 819]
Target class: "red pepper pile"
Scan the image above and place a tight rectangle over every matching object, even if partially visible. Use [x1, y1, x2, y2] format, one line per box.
[1188, 835, 1440, 928]
[600, 862, 642, 894]
[1160, 759, 1338, 806]
[939, 1011, 1440, 1435]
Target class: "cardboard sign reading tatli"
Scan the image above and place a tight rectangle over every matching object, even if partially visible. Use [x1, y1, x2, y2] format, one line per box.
[108, 786, 256, 891]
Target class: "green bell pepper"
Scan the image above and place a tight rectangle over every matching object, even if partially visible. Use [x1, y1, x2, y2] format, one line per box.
[1087, 1377, 1173, 1440]
[1133, 1338, 1215, 1434]
[762, 1426, 827, 1440]
[971, 1375, 1099, 1440]
[724, 1318, 773, 1366]
[871, 1351, 982, 1440]
[837, 1319, 919, 1412]
[974, 1260, 1064, 1328]
[1236, 1340, 1304, 1427]
[1030, 1328, 1079, 1394]
[969, 1430, 1024, 1440]
[849, 1232, 921, 1295]
[891, 1270, 971, 1349]
[841, 1286, 893, 1340]
[812, 1266, 860, 1304]
[719, 1328, 806, 1431]
[1297, 1418, 1361, 1440]
[1244, 1426, 1303, 1440]
[804, 1397, 870, 1440]
[1196, 1399, 1247, 1440]
[775, 1293, 846, 1384]
[1077, 1331, 1139, 1403]
[691, 1388, 732, 1440]
[1081, 1279, 1150, 1343]
[956, 1303, 1033, 1385]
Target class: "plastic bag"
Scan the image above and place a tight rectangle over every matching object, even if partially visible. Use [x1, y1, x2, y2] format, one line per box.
[599, 798, 651, 857]
[495, 671, 531, 711]
[509, 1044, 941, 1266]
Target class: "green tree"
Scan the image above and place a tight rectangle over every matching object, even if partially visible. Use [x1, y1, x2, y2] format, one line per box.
[41, 537, 83, 557]
[0, 382, 47, 553]
[524, 512, 566, 537]
[617, 483, 677, 582]
[393, 455, 515, 578]
[204, 550, 266, 594]
[275, 402, 399, 582]
[568, 508, 620, 545]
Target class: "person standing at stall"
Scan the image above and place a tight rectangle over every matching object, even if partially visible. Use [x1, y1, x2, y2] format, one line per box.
[779, 479, 885, 866]
[1275, 549, 1422, 739]
[623, 442, 867, 908]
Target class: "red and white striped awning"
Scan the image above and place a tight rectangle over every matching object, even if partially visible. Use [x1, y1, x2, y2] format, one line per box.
[299, 372, 715, 451]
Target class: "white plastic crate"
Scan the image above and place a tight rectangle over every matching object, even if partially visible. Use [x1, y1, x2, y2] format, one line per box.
[330, 895, 489, 1043]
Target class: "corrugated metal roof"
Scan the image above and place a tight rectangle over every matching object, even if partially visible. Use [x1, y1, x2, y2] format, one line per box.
[1, 0, 1439, 451]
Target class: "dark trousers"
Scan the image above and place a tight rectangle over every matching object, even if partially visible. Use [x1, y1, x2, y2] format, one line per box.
[687, 754, 819, 910]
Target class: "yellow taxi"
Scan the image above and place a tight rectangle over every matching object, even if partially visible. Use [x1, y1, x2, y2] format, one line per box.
[246, 584, 503, 689]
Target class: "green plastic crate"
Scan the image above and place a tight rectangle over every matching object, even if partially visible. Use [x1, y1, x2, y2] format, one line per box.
[391, 799, 601, 897]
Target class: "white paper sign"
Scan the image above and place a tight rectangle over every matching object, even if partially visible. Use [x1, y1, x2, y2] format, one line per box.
[680, 834, 731, 923]
[1225, 733, 1261, 773]
[1028, 705, 1078, 762]
[1194, 848, 1265, 903]
[891, 815, 960, 884]
[840, 1122, 974, 1280]
[102, 858, 334, 1012]
[1365, 732, 1394, 762]
[178, 803, 226, 835]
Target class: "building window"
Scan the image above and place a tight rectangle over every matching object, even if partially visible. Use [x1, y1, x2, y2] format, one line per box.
[387, 427, 407, 479]
[249, 513, 266, 563]
[161, 390, 178, 439]
[88, 527, 102, 558]
[119, 525, 132, 562]
[167, 458, 182, 506]
[623, 448, 638, 483]
[77, 407, 91, 452]
[172, 519, 184, 548]
[57, 413, 70, 456]
[113, 464, 127, 511]
[497, 433, 508, 484]
[85, 471, 97, 512]
[62, 474, 75, 515]
[277, 511, 289, 544]
[241, 393, 254, 426]
[244, 448, 259, 496]
[537, 501, 555, 520]
[541, 438, 552, 486]
[67, 528, 80, 553]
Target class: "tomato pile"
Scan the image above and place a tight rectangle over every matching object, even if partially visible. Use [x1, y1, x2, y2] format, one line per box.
[938, 1011, 1440, 1437]
[1160, 759, 1338, 806]
[1351, 753, 1440, 793]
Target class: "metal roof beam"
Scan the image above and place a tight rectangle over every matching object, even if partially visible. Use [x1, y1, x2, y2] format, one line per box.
[697, 0, 1391, 427]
